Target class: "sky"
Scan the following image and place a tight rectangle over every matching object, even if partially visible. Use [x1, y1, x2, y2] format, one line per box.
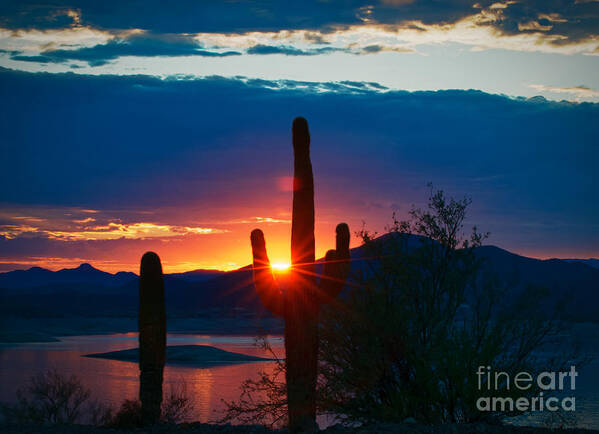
[0, 1, 598, 273]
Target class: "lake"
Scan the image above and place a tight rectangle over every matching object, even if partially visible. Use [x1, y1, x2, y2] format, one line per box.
[1, 330, 599, 429]
[0, 333, 286, 424]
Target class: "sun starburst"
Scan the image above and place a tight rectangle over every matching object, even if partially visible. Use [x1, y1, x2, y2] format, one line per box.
[271, 262, 291, 271]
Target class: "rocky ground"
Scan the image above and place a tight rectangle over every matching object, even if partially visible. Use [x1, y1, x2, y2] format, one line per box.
[1, 422, 599, 434]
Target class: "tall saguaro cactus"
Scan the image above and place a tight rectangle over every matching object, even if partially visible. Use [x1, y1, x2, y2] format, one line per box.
[251, 117, 350, 432]
[138, 251, 166, 425]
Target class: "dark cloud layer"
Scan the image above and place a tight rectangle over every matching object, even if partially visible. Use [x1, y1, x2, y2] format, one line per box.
[490, 0, 599, 43]
[1, 1, 598, 45]
[8, 39, 403, 68]
[245, 44, 409, 57]
[0, 1, 364, 33]
[10, 33, 241, 66]
[0, 67, 598, 257]
[10, 40, 341, 67]
[246, 44, 341, 56]
[366, 0, 599, 43]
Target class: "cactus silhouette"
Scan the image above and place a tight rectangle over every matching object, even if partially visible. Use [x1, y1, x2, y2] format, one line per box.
[138, 251, 166, 425]
[251, 117, 350, 432]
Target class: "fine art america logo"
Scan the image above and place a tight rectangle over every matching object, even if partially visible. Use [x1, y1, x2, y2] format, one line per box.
[476, 366, 578, 412]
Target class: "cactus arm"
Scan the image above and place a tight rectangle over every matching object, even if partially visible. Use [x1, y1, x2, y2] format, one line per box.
[251, 229, 285, 317]
[291, 117, 315, 271]
[318, 223, 351, 302]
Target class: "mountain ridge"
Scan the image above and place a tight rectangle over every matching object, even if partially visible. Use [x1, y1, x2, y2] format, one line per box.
[1, 236, 598, 321]
[4, 252, 597, 282]
[0, 263, 226, 290]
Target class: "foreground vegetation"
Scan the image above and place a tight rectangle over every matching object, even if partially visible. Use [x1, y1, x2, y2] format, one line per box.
[2, 421, 599, 434]
[0, 369, 192, 428]
[222, 186, 586, 429]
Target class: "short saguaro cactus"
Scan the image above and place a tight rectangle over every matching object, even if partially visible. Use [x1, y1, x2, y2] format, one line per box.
[138, 251, 166, 425]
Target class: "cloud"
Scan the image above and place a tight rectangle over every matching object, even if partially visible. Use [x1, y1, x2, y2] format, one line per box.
[72, 217, 95, 223]
[1, 1, 597, 57]
[490, 0, 599, 44]
[2, 27, 418, 68]
[0, 1, 364, 33]
[0, 48, 20, 55]
[354, 43, 415, 54]
[246, 44, 340, 56]
[0, 25, 114, 54]
[11, 215, 47, 222]
[0, 206, 229, 242]
[530, 83, 599, 101]
[244, 43, 414, 56]
[225, 217, 292, 224]
[339, 80, 388, 90]
[8, 32, 241, 66]
[518, 20, 554, 32]
[0, 221, 227, 241]
[0, 68, 598, 266]
[235, 76, 389, 93]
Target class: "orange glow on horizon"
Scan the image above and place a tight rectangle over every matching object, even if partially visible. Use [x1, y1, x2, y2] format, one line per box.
[0, 203, 365, 275]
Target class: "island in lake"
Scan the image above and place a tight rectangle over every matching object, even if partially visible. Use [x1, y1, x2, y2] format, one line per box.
[84, 344, 276, 367]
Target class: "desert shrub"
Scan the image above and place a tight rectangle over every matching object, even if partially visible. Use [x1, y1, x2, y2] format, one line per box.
[161, 381, 194, 423]
[0, 369, 92, 425]
[108, 382, 193, 428]
[87, 398, 114, 426]
[108, 399, 142, 429]
[317, 186, 583, 424]
[220, 337, 287, 428]
[0, 370, 193, 427]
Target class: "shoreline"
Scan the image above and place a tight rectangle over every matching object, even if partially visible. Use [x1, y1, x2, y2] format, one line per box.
[0, 315, 284, 344]
[4, 317, 599, 345]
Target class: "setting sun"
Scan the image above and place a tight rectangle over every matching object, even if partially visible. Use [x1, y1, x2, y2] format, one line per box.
[271, 262, 291, 271]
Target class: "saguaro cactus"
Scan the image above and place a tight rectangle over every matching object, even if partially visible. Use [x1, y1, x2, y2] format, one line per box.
[251, 117, 350, 432]
[138, 251, 166, 425]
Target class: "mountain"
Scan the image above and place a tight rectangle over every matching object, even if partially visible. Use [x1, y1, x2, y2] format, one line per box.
[563, 258, 599, 270]
[0, 263, 137, 290]
[1, 237, 598, 320]
[167, 269, 227, 282]
[474, 246, 599, 320]
[0, 262, 260, 317]
[0, 263, 225, 291]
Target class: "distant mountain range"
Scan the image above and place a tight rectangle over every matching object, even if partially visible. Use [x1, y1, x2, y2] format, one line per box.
[0, 261, 256, 317]
[0, 238, 598, 321]
[0, 263, 137, 290]
[0, 263, 225, 290]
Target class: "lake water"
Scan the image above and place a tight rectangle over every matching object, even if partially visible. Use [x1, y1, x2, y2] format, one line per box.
[1, 331, 599, 429]
[0, 333, 286, 424]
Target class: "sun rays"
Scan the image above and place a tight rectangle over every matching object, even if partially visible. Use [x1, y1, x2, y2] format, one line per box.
[271, 262, 291, 272]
